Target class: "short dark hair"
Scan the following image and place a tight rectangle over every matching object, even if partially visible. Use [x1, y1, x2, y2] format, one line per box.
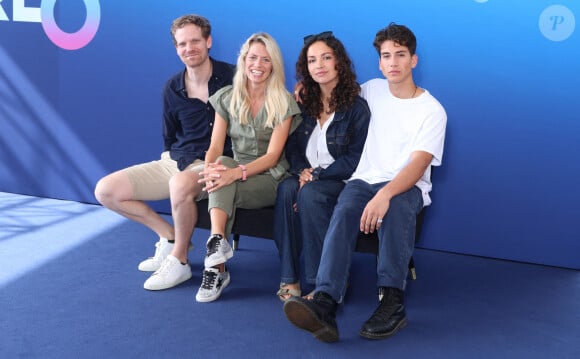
[373, 22, 417, 55]
[170, 14, 211, 46]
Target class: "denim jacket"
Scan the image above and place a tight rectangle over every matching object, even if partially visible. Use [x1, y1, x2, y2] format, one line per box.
[285, 95, 370, 181]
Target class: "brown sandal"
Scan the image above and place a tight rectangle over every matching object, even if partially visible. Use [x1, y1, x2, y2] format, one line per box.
[302, 290, 315, 300]
[276, 283, 301, 302]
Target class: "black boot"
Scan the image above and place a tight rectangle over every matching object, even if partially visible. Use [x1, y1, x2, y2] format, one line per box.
[359, 286, 407, 339]
[283, 291, 339, 342]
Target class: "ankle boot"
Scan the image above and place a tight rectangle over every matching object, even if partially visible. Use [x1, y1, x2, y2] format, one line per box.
[359, 286, 407, 339]
[283, 291, 339, 342]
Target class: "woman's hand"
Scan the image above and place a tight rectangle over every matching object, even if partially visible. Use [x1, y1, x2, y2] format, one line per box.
[298, 167, 314, 187]
[198, 160, 238, 193]
[292, 168, 314, 212]
[293, 82, 305, 104]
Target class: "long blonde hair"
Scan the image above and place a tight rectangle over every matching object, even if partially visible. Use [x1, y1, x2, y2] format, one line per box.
[229, 32, 289, 128]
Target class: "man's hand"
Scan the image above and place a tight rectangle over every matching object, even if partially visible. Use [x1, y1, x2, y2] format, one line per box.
[360, 191, 390, 234]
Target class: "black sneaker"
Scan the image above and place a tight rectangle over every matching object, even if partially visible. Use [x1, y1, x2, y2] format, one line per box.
[359, 287, 407, 339]
[283, 291, 339, 343]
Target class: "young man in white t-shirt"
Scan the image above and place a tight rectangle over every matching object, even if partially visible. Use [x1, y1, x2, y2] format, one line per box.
[283, 23, 447, 342]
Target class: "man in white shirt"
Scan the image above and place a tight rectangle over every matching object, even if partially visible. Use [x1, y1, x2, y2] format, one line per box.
[283, 22, 447, 343]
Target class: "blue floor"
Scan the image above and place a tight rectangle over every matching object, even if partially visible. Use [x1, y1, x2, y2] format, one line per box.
[1, 192, 579, 359]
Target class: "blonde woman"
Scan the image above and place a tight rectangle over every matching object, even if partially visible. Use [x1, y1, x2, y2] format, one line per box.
[196, 32, 300, 302]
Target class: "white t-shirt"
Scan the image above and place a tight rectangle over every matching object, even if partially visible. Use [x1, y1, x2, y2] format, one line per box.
[306, 113, 336, 169]
[351, 78, 447, 206]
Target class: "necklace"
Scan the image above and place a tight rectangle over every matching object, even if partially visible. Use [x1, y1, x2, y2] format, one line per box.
[410, 85, 418, 99]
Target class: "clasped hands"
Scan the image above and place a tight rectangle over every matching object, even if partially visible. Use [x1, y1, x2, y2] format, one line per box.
[198, 161, 237, 193]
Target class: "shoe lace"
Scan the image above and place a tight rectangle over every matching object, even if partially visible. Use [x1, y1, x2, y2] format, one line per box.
[154, 258, 174, 277]
[200, 270, 217, 290]
[372, 298, 398, 321]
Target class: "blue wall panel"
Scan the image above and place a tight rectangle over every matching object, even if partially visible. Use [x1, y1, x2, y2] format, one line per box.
[0, 0, 578, 269]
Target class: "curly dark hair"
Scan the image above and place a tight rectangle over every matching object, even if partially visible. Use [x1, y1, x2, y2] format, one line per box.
[373, 22, 417, 55]
[296, 34, 360, 119]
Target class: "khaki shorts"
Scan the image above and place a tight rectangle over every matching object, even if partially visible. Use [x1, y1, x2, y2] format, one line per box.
[123, 151, 207, 201]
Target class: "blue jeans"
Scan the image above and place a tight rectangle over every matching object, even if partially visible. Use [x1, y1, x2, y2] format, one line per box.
[274, 176, 345, 285]
[316, 179, 423, 303]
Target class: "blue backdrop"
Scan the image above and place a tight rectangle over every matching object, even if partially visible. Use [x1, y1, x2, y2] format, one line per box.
[1, 0, 578, 269]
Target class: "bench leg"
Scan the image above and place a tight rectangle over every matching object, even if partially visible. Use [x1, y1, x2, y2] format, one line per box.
[408, 257, 417, 281]
[232, 233, 240, 251]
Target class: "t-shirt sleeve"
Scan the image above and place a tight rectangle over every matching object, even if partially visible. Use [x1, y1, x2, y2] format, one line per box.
[414, 102, 447, 167]
[208, 85, 233, 124]
[360, 78, 381, 100]
[285, 93, 303, 134]
[360, 81, 369, 98]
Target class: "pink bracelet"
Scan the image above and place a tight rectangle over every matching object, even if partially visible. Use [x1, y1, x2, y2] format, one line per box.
[239, 164, 247, 182]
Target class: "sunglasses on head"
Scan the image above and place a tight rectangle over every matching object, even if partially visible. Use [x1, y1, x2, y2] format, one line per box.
[303, 31, 333, 44]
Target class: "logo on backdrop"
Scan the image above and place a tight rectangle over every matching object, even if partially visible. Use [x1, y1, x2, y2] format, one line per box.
[539, 5, 575, 42]
[0, 0, 101, 50]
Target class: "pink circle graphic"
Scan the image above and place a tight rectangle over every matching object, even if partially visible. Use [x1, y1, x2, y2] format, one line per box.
[41, 0, 101, 50]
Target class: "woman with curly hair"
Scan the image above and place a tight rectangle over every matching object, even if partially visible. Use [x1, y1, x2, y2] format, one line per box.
[274, 31, 370, 301]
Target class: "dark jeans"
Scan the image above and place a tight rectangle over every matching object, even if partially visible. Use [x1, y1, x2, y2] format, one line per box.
[274, 176, 345, 285]
[316, 179, 423, 303]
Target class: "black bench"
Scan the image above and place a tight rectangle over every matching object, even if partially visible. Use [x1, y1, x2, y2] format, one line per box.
[194, 199, 423, 280]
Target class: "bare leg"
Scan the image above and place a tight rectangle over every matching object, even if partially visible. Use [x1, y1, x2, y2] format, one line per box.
[209, 207, 228, 238]
[94, 170, 174, 239]
[168, 170, 203, 263]
[209, 207, 228, 271]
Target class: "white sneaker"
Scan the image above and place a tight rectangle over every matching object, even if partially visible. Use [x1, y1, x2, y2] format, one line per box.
[195, 267, 230, 302]
[138, 238, 193, 272]
[204, 234, 233, 268]
[143, 255, 192, 291]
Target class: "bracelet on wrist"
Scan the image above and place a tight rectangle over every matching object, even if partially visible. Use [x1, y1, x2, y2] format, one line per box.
[239, 164, 247, 182]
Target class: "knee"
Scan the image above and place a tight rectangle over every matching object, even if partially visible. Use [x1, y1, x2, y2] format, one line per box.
[382, 195, 419, 230]
[389, 195, 416, 217]
[169, 172, 199, 201]
[94, 176, 113, 205]
[297, 183, 332, 208]
[331, 197, 358, 218]
[216, 156, 236, 168]
[296, 183, 316, 204]
[94, 171, 136, 207]
[295, 185, 313, 212]
[276, 178, 298, 203]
